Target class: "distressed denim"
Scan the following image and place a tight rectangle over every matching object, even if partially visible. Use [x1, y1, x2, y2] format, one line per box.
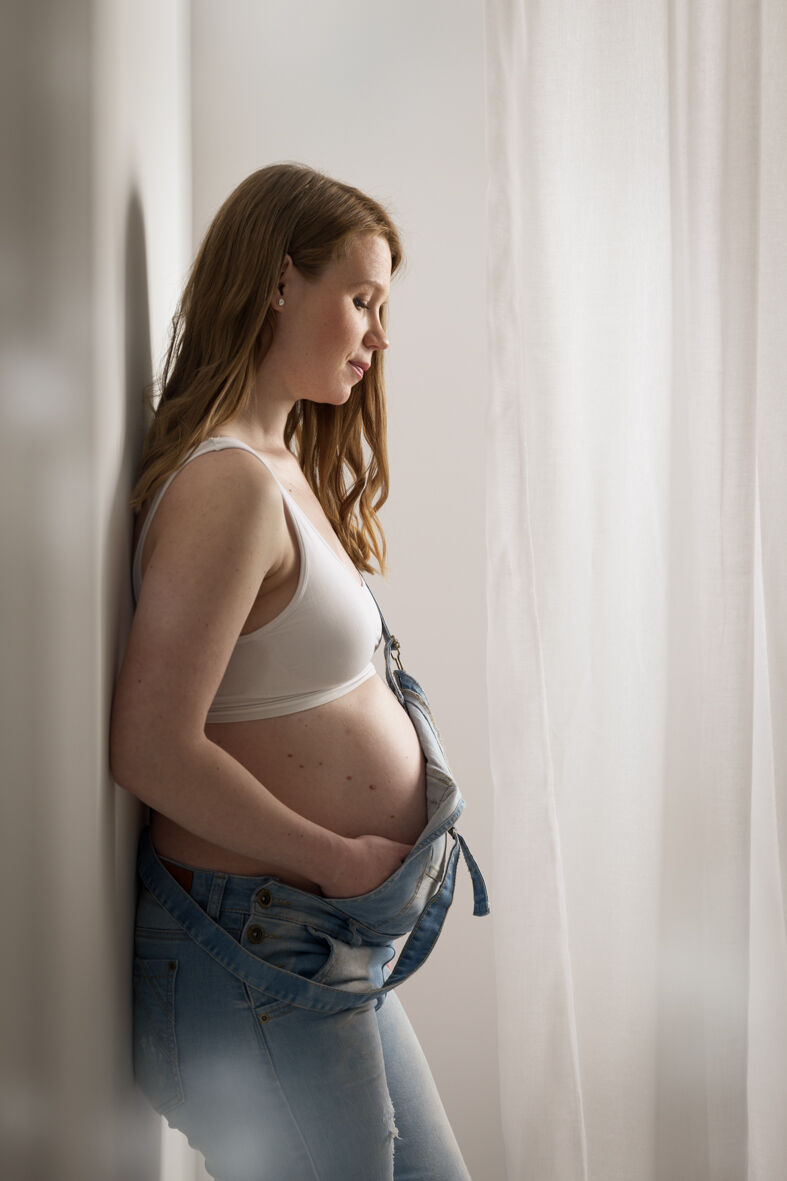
[132, 588, 490, 1179]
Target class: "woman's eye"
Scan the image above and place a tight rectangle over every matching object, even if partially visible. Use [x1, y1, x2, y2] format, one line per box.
[353, 297, 369, 310]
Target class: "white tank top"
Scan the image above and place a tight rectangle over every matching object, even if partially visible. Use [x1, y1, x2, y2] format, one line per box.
[131, 437, 383, 721]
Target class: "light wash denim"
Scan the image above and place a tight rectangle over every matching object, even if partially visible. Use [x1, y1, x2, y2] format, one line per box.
[132, 583, 490, 1179]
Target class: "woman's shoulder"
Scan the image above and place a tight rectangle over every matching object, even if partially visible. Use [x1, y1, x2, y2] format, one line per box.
[134, 439, 286, 587]
[151, 438, 283, 514]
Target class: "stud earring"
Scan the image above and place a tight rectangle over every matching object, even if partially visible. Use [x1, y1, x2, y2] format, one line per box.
[277, 297, 285, 306]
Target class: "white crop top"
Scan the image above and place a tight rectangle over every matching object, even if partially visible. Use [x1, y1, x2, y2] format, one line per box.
[131, 437, 383, 721]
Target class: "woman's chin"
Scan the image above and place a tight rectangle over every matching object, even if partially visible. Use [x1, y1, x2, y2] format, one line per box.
[327, 387, 357, 405]
[300, 382, 356, 408]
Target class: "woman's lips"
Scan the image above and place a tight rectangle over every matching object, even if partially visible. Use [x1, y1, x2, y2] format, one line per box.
[349, 362, 364, 379]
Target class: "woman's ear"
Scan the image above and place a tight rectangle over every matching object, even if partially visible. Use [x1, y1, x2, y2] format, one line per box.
[272, 253, 294, 309]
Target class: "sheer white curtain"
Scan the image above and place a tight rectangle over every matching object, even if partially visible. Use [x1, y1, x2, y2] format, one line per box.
[483, 2, 787, 1179]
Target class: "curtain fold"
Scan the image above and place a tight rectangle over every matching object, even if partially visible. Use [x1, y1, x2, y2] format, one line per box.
[483, 2, 787, 1179]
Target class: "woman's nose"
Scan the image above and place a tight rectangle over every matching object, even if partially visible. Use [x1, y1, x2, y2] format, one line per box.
[365, 325, 389, 351]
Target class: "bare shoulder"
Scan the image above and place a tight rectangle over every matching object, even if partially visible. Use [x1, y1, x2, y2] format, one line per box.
[138, 445, 286, 584]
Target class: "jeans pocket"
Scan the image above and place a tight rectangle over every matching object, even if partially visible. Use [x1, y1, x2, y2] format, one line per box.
[133, 957, 185, 1116]
[240, 915, 339, 1021]
[240, 913, 336, 977]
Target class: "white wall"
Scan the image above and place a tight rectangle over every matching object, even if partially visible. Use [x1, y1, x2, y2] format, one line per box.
[190, 2, 504, 1176]
[0, 2, 189, 1178]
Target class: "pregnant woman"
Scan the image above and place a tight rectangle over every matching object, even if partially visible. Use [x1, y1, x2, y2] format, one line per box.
[110, 163, 489, 1180]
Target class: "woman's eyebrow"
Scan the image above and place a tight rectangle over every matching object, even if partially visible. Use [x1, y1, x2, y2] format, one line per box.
[350, 278, 388, 293]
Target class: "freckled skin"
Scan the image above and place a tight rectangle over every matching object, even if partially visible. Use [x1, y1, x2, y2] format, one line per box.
[185, 614, 426, 882]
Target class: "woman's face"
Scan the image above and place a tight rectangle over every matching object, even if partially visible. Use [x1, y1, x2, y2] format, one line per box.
[268, 233, 392, 405]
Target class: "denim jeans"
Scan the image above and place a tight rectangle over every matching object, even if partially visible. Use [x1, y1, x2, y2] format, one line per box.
[132, 591, 490, 1179]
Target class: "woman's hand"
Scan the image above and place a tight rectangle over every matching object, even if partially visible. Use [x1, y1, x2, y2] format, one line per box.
[318, 834, 414, 899]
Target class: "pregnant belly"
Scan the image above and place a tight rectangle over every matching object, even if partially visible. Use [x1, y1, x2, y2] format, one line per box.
[149, 672, 428, 893]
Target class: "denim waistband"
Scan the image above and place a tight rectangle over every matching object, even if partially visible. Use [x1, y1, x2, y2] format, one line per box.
[137, 822, 486, 1014]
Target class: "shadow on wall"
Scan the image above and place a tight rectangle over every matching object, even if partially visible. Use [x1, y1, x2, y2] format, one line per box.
[106, 183, 153, 699]
[108, 182, 152, 686]
[105, 183, 152, 750]
[124, 186, 154, 487]
[105, 184, 163, 1181]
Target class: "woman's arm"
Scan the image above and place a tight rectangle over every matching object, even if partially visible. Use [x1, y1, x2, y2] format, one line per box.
[109, 449, 410, 895]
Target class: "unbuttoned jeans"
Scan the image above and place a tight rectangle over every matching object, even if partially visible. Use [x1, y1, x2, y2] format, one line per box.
[133, 662, 490, 1180]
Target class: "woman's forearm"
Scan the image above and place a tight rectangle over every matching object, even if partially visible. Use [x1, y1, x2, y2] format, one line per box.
[111, 734, 348, 884]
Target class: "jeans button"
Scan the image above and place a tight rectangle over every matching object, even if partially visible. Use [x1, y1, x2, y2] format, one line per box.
[247, 924, 265, 944]
[256, 888, 272, 908]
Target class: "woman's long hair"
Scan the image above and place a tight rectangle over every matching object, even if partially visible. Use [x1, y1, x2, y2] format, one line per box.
[131, 163, 403, 574]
